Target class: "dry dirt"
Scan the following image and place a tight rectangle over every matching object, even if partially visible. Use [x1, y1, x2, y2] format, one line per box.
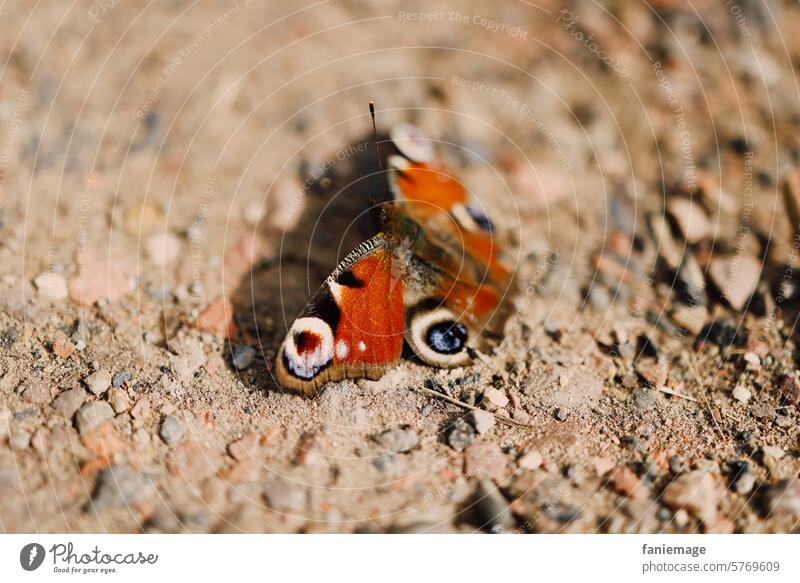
[1, 0, 800, 533]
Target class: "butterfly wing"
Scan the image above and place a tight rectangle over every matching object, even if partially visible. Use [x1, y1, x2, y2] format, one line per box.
[275, 233, 405, 397]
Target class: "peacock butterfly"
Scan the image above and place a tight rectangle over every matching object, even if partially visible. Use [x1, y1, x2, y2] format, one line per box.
[275, 117, 516, 396]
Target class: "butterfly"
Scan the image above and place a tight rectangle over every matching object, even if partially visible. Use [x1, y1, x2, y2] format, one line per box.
[275, 120, 516, 396]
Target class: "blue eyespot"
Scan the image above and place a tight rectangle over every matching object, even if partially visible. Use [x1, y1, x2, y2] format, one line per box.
[426, 321, 468, 354]
[466, 204, 493, 233]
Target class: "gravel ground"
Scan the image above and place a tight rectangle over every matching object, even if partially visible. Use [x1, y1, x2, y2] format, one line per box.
[1, 0, 799, 533]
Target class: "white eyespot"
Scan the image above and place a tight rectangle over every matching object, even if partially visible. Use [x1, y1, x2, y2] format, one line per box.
[390, 123, 434, 163]
[451, 202, 493, 233]
[281, 317, 334, 380]
[335, 340, 349, 359]
[358, 341, 367, 352]
[405, 307, 471, 367]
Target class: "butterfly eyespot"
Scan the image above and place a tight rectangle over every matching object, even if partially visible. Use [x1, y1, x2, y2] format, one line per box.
[452, 203, 494, 234]
[425, 321, 468, 354]
[390, 123, 434, 163]
[280, 317, 334, 381]
[406, 307, 472, 367]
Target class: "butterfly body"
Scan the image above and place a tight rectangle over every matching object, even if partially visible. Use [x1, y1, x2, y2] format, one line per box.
[276, 123, 515, 396]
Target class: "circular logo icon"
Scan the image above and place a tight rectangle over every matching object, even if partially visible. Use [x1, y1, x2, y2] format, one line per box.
[20, 543, 46, 571]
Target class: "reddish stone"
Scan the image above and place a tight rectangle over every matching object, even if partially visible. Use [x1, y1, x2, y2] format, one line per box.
[195, 297, 238, 339]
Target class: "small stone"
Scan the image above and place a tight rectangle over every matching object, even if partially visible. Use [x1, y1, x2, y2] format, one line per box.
[33, 272, 68, 300]
[483, 387, 509, 409]
[708, 255, 761, 311]
[22, 381, 51, 404]
[635, 359, 667, 387]
[232, 345, 255, 370]
[611, 466, 646, 500]
[85, 369, 112, 396]
[671, 304, 708, 335]
[227, 459, 259, 483]
[666, 197, 712, 243]
[228, 433, 261, 460]
[760, 480, 800, 517]
[732, 385, 751, 404]
[673, 509, 690, 528]
[750, 402, 776, 421]
[743, 351, 760, 370]
[68, 250, 130, 307]
[518, 449, 543, 470]
[704, 517, 735, 534]
[81, 422, 126, 461]
[195, 298, 238, 339]
[90, 465, 154, 510]
[75, 401, 115, 435]
[554, 407, 568, 421]
[111, 371, 132, 387]
[31, 428, 48, 454]
[470, 409, 495, 434]
[631, 387, 657, 410]
[375, 427, 419, 453]
[130, 398, 151, 420]
[735, 472, 756, 495]
[107, 387, 131, 413]
[159, 415, 184, 446]
[123, 200, 164, 236]
[446, 418, 475, 452]
[53, 340, 75, 358]
[294, 432, 324, 466]
[146, 231, 181, 265]
[9, 428, 31, 450]
[263, 477, 306, 513]
[167, 442, 223, 482]
[53, 388, 87, 418]
[778, 376, 800, 405]
[762, 445, 784, 461]
[168, 336, 206, 380]
[464, 442, 506, 480]
[661, 471, 719, 523]
[592, 455, 616, 476]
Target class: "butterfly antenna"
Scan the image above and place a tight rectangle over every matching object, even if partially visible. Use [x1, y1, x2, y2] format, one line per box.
[369, 101, 383, 172]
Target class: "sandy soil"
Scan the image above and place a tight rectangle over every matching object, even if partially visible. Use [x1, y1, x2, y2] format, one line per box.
[1, 0, 799, 533]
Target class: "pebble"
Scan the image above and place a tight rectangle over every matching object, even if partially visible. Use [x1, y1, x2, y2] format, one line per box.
[107, 387, 131, 413]
[294, 432, 324, 466]
[90, 465, 154, 510]
[671, 304, 708, 335]
[68, 250, 130, 307]
[85, 369, 112, 396]
[666, 197, 712, 243]
[169, 336, 206, 380]
[635, 359, 667, 387]
[750, 402, 775, 421]
[708, 255, 761, 311]
[483, 387, 509, 409]
[518, 449, 544, 470]
[75, 401, 115, 435]
[22, 381, 51, 404]
[631, 387, 657, 410]
[732, 385, 752, 404]
[592, 455, 616, 476]
[123, 200, 164, 236]
[52, 388, 88, 418]
[760, 480, 800, 517]
[743, 351, 760, 370]
[554, 407, 568, 421]
[649, 212, 681, 270]
[146, 231, 181, 265]
[661, 470, 719, 523]
[447, 417, 476, 452]
[159, 415, 184, 446]
[166, 442, 223, 482]
[263, 477, 307, 513]
[228, 433, 261, 460]
[463, 441, 506, 480]
[375, 427, 419, 454]
[33, 272, 68, 301]
[761, 445, 784, 462]
[778, 376, 800, 405]
[9, 428, 31, 450]
[735, 472, 756, 495]
[470, 409, 495, 434]
[81, 422, 126, 461]
[232, 345, 255, 370]
[195, 298, 238, 339]
[31, 427, 48, 454]
[611, 466, 646, 500]
[131, 398, 151, 420]
[111, 371, 132, 387]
